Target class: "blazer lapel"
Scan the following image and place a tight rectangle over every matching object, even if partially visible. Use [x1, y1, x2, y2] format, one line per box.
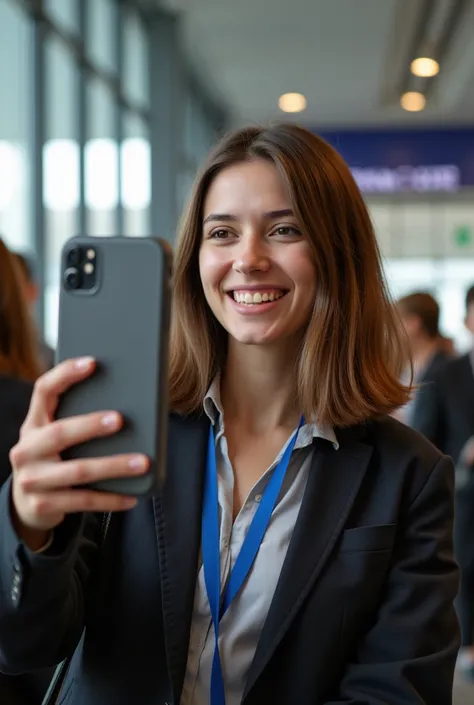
[244, 429, 373, 698]
[152, 412, 209, 703]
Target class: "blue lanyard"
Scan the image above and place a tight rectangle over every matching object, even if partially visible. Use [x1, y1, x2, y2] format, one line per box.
[201, 415, 305, 705]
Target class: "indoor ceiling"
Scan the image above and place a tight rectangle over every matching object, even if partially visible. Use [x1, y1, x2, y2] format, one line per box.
[156, 0, 474, 128]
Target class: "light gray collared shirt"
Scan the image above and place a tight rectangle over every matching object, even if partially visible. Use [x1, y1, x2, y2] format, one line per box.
[180, 378, 338, 705]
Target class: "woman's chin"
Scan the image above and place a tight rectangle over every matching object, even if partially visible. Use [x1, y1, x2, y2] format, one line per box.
[226, 324, 288, 348]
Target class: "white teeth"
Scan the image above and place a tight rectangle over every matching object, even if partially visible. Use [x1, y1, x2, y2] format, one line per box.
[232, 290, 286, 305]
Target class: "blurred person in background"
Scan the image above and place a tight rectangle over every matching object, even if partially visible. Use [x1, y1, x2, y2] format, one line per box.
[14, 252, 55, 371]
[0, 238, 53, 704]
[395, 291, 451, 434]
[409, 284, 474, 677]
[438, 334, 457, 357]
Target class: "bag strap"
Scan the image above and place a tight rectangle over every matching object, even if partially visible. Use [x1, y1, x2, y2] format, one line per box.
[42, 512, 112, 705]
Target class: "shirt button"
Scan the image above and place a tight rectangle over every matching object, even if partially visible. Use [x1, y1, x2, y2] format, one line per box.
[255, 494, 262, 503]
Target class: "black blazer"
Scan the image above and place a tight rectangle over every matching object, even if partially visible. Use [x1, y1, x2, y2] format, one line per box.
[0, 413, 460, 705]
[414, 353, 474, 463]
[0, 375, 55, 704]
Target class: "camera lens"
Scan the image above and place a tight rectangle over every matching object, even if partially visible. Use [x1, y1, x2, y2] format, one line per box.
[67, 248, 81, 267]
[64, 267, 81, 290]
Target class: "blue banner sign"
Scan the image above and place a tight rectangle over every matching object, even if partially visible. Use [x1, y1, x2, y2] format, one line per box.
[318, 128, 474, 193]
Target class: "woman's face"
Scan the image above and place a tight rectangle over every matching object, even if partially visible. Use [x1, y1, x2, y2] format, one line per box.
[199, 159, 317, 347]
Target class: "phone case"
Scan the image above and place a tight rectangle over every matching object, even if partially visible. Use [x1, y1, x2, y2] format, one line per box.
[55, 235, 172, 496]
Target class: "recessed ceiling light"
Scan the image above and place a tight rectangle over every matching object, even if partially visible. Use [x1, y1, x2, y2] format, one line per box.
[411, 57, 439, 78]
[400, 91, 426, 112]
[278, 93, 307, 113]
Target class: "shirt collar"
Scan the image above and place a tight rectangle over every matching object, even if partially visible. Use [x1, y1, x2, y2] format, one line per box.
[203, 375, 339, 450]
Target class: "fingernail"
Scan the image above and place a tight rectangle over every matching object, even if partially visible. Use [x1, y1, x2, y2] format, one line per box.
[128, 456, 148, 472]
[123, 498, 137, 508]
[75, 357, 94, 369]
[101, 413, 120, 428]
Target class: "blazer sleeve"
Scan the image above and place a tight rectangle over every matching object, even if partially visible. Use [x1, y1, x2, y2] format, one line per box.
[326, 455, 460, 705]
[0, 478, 100, 673]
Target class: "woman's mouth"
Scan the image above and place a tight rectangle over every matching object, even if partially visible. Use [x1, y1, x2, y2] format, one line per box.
[228, 289, 289, 306]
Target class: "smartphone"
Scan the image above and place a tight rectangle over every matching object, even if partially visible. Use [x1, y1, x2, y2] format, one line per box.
[55, 235, 172, 497]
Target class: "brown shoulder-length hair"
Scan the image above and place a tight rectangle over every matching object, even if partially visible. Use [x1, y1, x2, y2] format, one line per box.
[169, 123, 411, 427]
[0, 238, 42, 382]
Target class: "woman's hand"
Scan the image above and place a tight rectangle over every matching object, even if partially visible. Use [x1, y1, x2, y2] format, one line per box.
[9, 357, 148, 550]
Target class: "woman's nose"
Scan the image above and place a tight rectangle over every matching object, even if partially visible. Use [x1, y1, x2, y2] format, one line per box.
[232, 236, 270, 275]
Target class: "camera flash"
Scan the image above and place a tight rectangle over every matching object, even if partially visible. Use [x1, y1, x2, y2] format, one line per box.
[86, 249, 95, 260]
[84, 263, 94, 275]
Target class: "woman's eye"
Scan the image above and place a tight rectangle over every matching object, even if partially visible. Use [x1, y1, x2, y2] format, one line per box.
[210, 229, 230, 240]
[273, 226, 300, 237]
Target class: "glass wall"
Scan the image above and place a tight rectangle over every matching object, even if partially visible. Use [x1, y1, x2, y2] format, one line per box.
[0, 0, 226, 347]
[0, 1, 32, 253]
[122, 113, 151, 236]
[44, 35, 81, 344]
[87, 0, 116, 75]
[86, 79, 118, 237]
[44, 0, 79, 35]
[40, 0, 153, 345]
[124, 6, 149, 109]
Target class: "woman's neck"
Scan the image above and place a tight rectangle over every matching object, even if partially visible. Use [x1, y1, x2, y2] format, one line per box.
[220, 340, 300, 433]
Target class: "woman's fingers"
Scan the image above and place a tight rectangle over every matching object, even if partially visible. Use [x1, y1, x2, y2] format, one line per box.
[22, 357, 96, 431]
[25, 489, 138, 520]
[11, 410, 123, 467]
[17, 454, 149, 492]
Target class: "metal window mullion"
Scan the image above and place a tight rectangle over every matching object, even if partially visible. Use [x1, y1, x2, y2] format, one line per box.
[30, 1, 47, 331]
[78, 0, 87, 235]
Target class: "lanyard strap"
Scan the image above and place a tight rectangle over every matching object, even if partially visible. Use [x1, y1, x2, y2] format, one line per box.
[202, 415, 305, 705]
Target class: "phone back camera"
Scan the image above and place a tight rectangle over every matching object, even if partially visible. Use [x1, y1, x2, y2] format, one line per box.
[63, 246, 97, 292]
[64, 267, 81, 290]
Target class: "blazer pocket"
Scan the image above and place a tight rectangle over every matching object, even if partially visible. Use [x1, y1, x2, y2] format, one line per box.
[339, 524, 396, 553]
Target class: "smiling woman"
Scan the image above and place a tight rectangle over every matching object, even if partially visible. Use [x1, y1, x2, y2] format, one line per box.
[170, 124, 410, 427]
[0, 123, 459, 705]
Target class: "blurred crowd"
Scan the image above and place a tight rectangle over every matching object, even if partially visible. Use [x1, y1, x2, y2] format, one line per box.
[395, 285, 474, 678]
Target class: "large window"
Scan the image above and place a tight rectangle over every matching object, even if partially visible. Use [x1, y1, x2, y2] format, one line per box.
[44, 35, 80, 346]
[44, 0, 79, 36]
[1, 0, 226, 341]
[122, 113, 151, 237]
[87, 0, 116, 74]
[0, 1, 32, 253]
[124, 8, 149, 108]
[86, 79, 118, 237]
